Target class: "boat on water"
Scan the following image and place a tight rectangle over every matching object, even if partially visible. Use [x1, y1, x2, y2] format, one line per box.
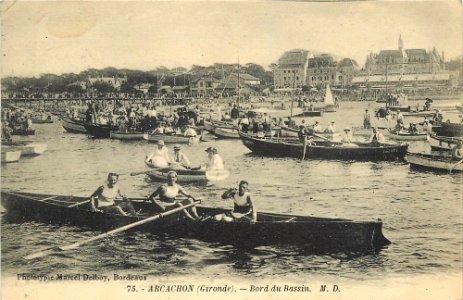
[2, 141, 47, 156]
[278, 126, 342, 142]
[1, 150, 22, 163]
[429, 135, 462, 152]
[144, 161, 230, 183]
[239, 131, 408, 161]
[110, 131, 145, 141]
[386, 129, 429, 141]
[143, 133, 199, 144]
[31, 118, 53, 124]
[0, 190, 391, 251]
[301, 108, 323, 117]
[431, 121, 463, 137]
[84, 123, 111, 138]
[406, 152, 463, 172]
[213, 126, 240, 139]
[11, 128, 35, 136]
[60, 117, 87, 134]
[400, 110, 437, 118]
[299, 84, 336, 116]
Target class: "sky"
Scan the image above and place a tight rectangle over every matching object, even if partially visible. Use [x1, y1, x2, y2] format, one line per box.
[1, 0, 462, 77]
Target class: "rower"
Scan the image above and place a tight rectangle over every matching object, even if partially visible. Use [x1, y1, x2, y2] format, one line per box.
[368, 127, 386, 145]
[324, 121, 336, 133]
[146, 171, 200, 221]
[90, 173, 137, 216]
[214, 180, 257, 223]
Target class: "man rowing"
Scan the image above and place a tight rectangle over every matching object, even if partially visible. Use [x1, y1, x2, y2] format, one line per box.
[146, 171, 200, 221]
[214, 180, 257, 223]
[90, 173, 137, 216]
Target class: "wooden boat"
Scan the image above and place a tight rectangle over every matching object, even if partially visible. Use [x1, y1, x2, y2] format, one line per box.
[431, 121, 463, 137]
[110, 131, 145, 140]
[2, 141, 47, 156]
[31, 118, 53, 124]
[1, 150, 21, 163]
[406, 152, 463, 172]
[239, 131, 408, 161]
[11, 128, 35, 136]
[84, 123, 111, 138]
[0, 190, 391, 251]
[401, 110, 437, 118]
[144, 161, 229, 183]
[60, 117, 87, 134]
[213, 126, 240, 139]
[143, 133, 199, 144]
[387, 105, 411, 112]
[386, 130, 429, 141]
[301, 109, 323, 117]
[429, 135, 461, 152]
[203, 120, 235, 134]
[279, 126, 342, 142]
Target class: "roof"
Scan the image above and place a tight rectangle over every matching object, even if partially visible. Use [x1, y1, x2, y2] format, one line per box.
[278, 49, 311, 67]
[337, 58, 359, 68]
[405, 49, 427, 57]
[377, 50, 404, 59]
[308, 55, 337, 68]
[172, 85, 189, 91]
[231, 73, 259, 81]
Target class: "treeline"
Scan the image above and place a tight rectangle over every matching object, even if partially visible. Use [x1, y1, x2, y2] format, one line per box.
[1, 63, 274, 97]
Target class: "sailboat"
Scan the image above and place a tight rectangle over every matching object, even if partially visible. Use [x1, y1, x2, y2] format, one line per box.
[301, 84, 337, 116]
[321, 84, 337, 112]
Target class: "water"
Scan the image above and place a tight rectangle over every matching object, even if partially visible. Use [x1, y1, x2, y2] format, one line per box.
[1, 100, 462, 286]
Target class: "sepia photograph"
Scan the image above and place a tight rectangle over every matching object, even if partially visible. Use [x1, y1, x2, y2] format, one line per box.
[1, 1, 462, 299]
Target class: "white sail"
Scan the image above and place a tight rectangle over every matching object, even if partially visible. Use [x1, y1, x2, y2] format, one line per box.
[324, 84, 335, 105]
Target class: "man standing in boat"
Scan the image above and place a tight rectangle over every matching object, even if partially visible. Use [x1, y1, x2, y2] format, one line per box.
[214, 180, 257, 223]
[90, 173, 137, 216]
[146, 171, 200, 221]
[363, 109, 371, 129]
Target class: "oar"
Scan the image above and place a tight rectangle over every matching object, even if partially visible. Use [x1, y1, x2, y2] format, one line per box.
[302, 135, 307, 161]
[449, 158, 463, 174]
[130, 170, 151, 176]
[24, 200, 200, 260]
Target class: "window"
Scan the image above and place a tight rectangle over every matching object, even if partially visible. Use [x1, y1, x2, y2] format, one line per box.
[296, 76, 299, 80]
[284, 77, 286, 81]
[283, 70, 286, 74]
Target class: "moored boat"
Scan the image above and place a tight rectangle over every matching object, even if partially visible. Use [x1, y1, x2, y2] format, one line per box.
[143, 133, 199, 144]
[429, 135, 461, 152]
[110, 131, 145, 140]
[431, 121, 463, 137]
[0, 190, 391, 251]
[239, 131, 408, 161]
[386, 130, 429, 141]
[60, 117, 87, 134]
[213, 126, 240, 139]
[406, 152, 463, 172]
[2, 141, 47, 156]
[1, 150, 22, 163]
[84, 123, 111, 138]
[144, 161, 229, 183]
[400, 110, 437, 118]
[31, 118, 53, 124]
[11, 128, 35, 136]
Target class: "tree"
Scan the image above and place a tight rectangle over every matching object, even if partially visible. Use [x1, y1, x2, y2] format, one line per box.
[91, 81, 114, 97]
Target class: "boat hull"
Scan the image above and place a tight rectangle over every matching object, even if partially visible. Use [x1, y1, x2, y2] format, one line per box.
[1, 150, 22, 163]
[0, 191, 391, 251]
[213, 126, 240, 139]
[143, 133, 199, 144]
[432, 122, 463, 137]
[406, 152, 463, 172]
[61, 118, 87, 134]
[387, 130, 429, 141]
[11, 129, 35, 136]
[84, 123, 111, 138]
[2, 142, 47, 156]
[239, 132, 408, 161]
[110, 131, 145, 140]
[429, 135, 461, 152]
[31, 119, 53, 124]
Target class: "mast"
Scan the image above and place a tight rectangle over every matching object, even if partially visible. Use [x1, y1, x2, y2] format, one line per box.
[237, 58, 240, 109]
[290, 70, 296, 119]
[385, 63, 388, 106]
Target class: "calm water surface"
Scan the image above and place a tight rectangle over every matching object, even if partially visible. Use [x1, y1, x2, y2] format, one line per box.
[1, 100, 462, 282]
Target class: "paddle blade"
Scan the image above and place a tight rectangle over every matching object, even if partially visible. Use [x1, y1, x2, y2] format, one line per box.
[24, 247, 61, 260]
[206, 169, 230, 181]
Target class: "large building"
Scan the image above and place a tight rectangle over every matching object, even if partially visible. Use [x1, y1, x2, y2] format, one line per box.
[352, 35, 458, 90]
[273, 49, 313, 90]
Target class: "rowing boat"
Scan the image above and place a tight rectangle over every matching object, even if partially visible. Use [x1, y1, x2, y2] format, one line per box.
[84, 123, 111, 138]
[143, 133, 199, 144]
[11, 128, 35, 136]
[386, 130, 429, 141]
[1, 150, 21, 163]
[213, 126, 240, 139]
[431, 121, 463, 137]
[110, 131, 145, 140]
[239, 131, 408, 161]
[429, 135, 461, 152]
[144, 161, 229, 183]
[406, 152, 463, 172]
[2, 141, 47, 156]
[0, 190, 391, 251]
[60, 117, 87, 134]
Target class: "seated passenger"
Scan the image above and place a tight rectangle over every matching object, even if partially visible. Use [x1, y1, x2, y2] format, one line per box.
[214, 180, 257, 223]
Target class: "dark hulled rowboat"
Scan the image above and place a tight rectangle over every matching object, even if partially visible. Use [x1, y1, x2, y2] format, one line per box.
[0, 190, 391, 251]
[239, 131, 408, 161]
[431, 121, 463, 137]
[60, 117, 87, 134]
[84, 123, 111, 138]
[11, 128, 35, 136]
